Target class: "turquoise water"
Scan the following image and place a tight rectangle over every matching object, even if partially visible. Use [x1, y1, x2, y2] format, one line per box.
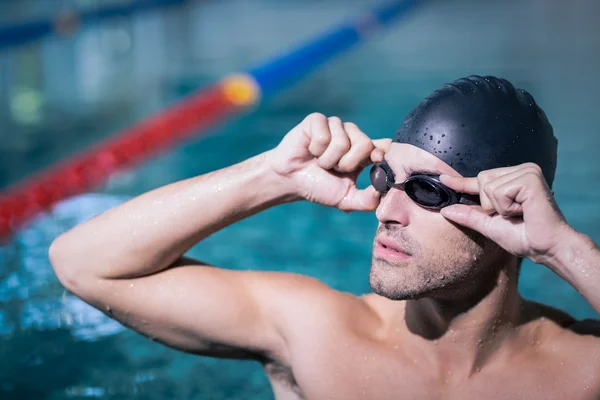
[1, 0, 600, 398]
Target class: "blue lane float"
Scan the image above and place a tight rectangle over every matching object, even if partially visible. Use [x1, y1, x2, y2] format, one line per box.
[247, 0, 420, 99]
[0, 0, 185, 51]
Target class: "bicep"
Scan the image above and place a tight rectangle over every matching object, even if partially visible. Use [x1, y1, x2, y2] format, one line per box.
[68, 258, 290, 361]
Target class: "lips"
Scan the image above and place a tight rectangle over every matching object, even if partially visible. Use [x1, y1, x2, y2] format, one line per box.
[375, 237, 411, 255]
[373, 238, 411, 262]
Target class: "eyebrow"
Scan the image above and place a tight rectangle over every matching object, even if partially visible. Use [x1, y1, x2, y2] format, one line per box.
[382, 155, 441, 178]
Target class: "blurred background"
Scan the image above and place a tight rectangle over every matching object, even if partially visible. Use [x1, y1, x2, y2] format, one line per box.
[0, 0, 599, 398]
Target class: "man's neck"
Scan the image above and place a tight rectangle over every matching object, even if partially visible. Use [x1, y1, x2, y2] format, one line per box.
[397, 261, 523, 378]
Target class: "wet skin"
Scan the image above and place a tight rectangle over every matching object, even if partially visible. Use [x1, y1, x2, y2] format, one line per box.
[49, 114, 600, 399]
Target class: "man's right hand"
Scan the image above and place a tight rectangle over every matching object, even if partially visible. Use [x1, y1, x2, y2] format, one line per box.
[268, 113, 391, 212]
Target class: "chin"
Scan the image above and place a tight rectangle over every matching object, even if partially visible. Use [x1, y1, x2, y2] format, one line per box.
[369, 257, 434, 301]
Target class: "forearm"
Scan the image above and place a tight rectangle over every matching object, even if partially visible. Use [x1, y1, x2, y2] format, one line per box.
[545, 230, 600, 314]
[50, 150, 295, 280]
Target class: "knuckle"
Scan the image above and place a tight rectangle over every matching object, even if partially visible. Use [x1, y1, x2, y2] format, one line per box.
[332, 138, 351, 153]
[477, 171, 489, 184]
[314, 133, 330, 145]
[482, 182, 494, 196]
[524, 162, 542, 173]
[344, 122, 363, 137]
[307, 112, 326, 121]
[328, 116, 343, 125]
[524, 171, 543, 186]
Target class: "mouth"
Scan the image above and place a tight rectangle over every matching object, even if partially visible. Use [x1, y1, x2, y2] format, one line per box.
[373, 237, 412, 261]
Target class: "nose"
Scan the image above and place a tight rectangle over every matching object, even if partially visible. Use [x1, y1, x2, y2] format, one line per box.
[375, 188, 411, 226]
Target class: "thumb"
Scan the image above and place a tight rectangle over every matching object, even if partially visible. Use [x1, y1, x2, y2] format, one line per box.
[440, 204, 492, 237]
[338, 185, 381, 212]
[372, 138, 392, 151]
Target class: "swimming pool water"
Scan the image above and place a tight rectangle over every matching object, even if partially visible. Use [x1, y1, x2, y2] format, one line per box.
[1, 0, 599, 398]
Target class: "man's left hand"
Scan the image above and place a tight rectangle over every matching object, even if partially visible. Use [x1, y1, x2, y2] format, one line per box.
[439, 163, 574, 266]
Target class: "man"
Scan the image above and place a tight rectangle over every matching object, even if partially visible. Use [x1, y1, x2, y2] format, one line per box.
[49, 76, 600, 399]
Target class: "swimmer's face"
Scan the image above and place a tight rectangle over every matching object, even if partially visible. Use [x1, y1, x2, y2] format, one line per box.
[369, 143, 505, 301]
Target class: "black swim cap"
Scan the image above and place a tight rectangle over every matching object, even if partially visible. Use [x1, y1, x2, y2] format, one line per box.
[393, 75, 558, 187]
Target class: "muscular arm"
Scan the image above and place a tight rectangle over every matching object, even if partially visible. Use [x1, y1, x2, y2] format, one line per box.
[545, 231, 600, 316]
[49, 150, 310, 361]
[49, 113, 383, 364]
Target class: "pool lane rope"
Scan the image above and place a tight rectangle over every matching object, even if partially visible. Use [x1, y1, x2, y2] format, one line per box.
[0, 0, 420, 240]
[0, 0, 186, 51]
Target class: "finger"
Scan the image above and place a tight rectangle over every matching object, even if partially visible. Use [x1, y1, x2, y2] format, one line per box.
[337, 185, 381, 212]
[477, 163, 539, 183]
[440, 204, 494, 238]
[318, 117, 351, 170]
[494, 171, 554, 218]
[372, 138, 392, 152]
[440, 163, 541, 194]
[439, 175, 480, 195]
[370, 138, 391, 164]
[439, 174, 495, 212]
[306, 113, 331, 157]
[479, 164, 544, 217]
[482, 170, 527, 218]
[370, 147, 385, 164]
[337, 122, 375, 172]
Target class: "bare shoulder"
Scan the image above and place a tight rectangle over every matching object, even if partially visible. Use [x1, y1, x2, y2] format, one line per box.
[523, 299, 600, 339]
[521, 300, 600, 395]
[259, 273, 381, 340]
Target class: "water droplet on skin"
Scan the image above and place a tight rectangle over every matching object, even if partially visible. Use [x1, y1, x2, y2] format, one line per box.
[439, 274, 445, 280]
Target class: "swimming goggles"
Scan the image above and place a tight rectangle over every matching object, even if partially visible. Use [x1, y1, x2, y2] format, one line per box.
[369, 162, 480, 210]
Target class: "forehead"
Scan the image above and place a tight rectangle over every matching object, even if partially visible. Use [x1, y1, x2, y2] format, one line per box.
[385, 143, 461, 177]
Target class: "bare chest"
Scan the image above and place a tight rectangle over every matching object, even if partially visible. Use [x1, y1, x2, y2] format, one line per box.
[265, 339, 599, 400]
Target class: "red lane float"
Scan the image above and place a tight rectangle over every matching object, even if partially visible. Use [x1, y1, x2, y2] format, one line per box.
[0, 75, 260, 240]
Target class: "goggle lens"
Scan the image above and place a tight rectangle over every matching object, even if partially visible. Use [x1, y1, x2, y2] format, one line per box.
[369, 164, 391, 193]
[404, 179, 448, 208]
